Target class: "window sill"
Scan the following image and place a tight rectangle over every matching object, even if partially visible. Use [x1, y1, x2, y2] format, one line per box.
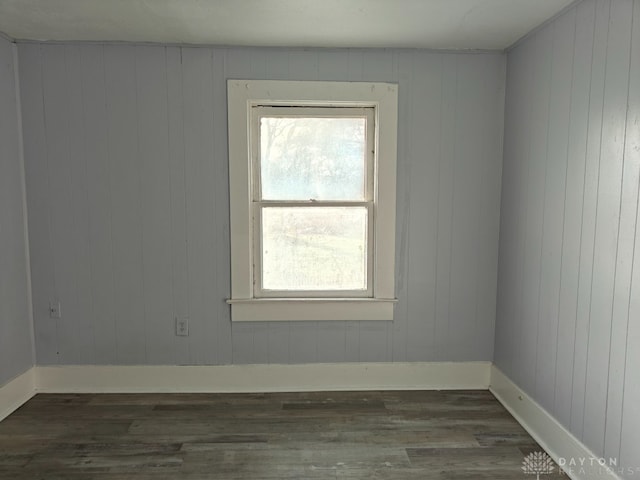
[226, 298, 397, 322]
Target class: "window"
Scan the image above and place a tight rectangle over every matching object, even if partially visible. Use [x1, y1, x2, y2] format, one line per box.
[227, 80, 397, 321]
[255, 107, 374, 297]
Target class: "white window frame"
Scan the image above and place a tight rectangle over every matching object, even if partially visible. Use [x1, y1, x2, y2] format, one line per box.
[227, 80, 398, 322]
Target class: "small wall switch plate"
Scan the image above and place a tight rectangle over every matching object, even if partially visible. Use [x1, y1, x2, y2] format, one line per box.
[176, 317, 189, 336]
[49, 300, 62, 319]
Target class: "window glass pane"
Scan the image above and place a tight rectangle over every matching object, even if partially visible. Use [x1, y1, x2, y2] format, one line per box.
[262, 207, 367, 291]
[260, 117, 366, 200]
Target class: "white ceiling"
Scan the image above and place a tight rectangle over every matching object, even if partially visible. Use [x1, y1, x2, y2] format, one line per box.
[0, 0, 576, 50]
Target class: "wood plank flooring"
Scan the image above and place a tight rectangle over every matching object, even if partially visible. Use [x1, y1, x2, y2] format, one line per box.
[0, 390, 565, 479]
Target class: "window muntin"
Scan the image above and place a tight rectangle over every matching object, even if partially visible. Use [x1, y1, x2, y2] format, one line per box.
[252, 107, 375, 297]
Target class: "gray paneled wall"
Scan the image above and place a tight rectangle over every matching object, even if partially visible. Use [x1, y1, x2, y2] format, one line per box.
[0, 36, 34, 386]
[495, 0, 640, 474]
[18, 44, 505, 366]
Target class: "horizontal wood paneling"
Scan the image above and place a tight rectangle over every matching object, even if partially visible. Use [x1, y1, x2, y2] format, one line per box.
[18, 44, 505, 367]
[495, 0, 640, 474]
[0, 37, 33, 386]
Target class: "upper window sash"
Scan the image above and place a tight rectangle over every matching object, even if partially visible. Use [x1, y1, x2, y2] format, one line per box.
[251, 106, 375, 203]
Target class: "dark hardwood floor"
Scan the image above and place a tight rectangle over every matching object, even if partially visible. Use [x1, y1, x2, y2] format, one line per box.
[0, 390, 564, 479]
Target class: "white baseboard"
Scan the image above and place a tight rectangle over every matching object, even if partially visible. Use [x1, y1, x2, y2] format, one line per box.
[0, 368, 36, 421]
[36, 361, 491, 393]
[490, 365, 621, 480]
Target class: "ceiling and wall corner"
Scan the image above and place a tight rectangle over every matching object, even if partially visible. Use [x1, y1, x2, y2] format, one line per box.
[0, 0, 578, 50]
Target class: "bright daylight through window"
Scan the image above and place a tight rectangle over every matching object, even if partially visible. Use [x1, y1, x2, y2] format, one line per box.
[256, 108, 373, 296]
[227, 80, 397, 321]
